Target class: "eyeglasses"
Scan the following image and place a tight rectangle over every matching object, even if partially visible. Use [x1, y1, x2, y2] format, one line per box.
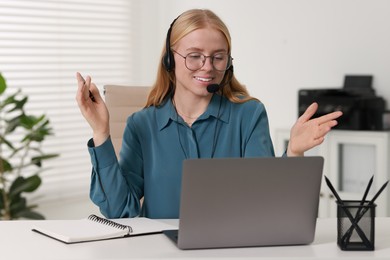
[172, 50, 233, 72]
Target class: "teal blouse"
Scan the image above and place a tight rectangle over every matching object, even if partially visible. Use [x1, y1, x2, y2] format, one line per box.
[88, 94, 275, 219]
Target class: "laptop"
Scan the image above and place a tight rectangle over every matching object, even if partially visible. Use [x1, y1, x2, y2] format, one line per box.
[164, 156, 324, 250]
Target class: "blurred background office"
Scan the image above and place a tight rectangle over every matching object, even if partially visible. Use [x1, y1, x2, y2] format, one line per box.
[0, 0, 389, 219]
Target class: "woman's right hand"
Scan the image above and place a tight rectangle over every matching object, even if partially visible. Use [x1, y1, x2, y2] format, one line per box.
[75, 72, 110, 146]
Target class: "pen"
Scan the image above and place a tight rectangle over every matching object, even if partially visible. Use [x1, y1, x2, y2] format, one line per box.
[352, 179, 390, 220]
[324, 176, 343, 203]
[89, 91, 96, 102]
[361, 175, 374, 206]
[368, 180, 389, 206]
[77, 72, 96, 102]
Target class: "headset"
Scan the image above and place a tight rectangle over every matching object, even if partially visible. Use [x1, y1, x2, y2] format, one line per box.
[162, 17, 179, 72]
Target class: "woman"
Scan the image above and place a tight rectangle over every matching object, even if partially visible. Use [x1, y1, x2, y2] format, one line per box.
[76, 9, 342, 219]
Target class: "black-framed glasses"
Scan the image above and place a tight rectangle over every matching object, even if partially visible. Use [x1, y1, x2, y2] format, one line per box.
[172, 50, 233, 72]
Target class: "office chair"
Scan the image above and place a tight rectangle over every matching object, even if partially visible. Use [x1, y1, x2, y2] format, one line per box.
[104, 85, 151, 158]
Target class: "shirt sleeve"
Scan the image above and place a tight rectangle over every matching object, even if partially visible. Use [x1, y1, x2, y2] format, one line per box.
[242, 101, 276, 157]
[88, 134, 143, 218]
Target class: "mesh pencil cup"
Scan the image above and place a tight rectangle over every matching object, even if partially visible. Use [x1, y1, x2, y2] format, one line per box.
[337, 200, 376, 251]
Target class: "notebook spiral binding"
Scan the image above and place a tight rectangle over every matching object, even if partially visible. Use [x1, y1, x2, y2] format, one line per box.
[88, 214, 133, 234]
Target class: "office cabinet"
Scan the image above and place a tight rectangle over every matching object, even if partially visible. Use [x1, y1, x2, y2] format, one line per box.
[275, 129, 390, 217]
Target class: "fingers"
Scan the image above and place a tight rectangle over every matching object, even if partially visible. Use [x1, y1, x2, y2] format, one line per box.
[315, 124, 332, 140]
[76, 72, 96, 103]
[312, 136, 325, 147]
[316, 110, 343, 125]
[76, 72, 85, 84]
[298, 102, 318, 123]
[76, 72, 87, 98]
[299, 102, 343, 127]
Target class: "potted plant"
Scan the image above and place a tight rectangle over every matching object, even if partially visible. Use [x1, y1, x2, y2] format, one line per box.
[0, 73, 58, 220]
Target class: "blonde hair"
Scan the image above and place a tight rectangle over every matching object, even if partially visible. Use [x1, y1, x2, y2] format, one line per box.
[145, 9, 257, 107]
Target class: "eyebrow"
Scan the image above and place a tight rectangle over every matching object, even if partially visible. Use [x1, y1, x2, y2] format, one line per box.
[185, 47, 228, 53]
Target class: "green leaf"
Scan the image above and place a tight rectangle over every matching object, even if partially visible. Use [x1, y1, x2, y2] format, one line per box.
[19, 114, 47, 130]
[5, 116, 21, 133]
[31, 154, 59, 167]
[23, 132, 45, 143]
[0, 157, 13, 172]
[24, 175, 42, 192]
[13, 209, 45, 220]
[10, 195, 27, 213]
[9, 196, 46, 220]
[0, 73, 6, 95]
[0, 91, 20, 110]
[19, 114, 37, 129]
[8, 177, 25, 197]
[8, 96, 28, 113]
[9, 175, 42, 198]
[0, 136, 15, 150]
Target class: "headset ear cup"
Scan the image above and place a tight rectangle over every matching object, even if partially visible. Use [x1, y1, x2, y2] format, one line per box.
[163, 17, 180, 72]
[163, 51, 174, 72]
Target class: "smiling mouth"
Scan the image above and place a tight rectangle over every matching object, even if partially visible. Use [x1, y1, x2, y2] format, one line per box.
[194, 76, 213, 82]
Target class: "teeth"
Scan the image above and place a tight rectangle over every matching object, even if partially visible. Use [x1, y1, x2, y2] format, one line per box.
[195, 77, 212, 82]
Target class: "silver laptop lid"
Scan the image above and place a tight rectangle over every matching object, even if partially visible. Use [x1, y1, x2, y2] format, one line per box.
[178, 156, 324, 249]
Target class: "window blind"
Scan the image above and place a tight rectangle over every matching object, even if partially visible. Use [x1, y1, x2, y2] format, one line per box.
[0, 0, 134, 204]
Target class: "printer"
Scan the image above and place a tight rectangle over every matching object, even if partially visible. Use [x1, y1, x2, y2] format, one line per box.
[298, 75, 386, 130]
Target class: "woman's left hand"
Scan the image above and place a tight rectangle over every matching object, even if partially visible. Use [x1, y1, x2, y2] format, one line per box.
[287, 102, 343, 156]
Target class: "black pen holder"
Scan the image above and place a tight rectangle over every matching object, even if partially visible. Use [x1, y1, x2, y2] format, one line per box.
[337, 200, 376, 251]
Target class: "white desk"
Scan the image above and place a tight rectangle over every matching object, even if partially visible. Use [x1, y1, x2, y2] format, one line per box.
[2, 218, 390, 260]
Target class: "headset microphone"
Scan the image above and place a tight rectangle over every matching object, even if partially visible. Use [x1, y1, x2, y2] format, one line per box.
[207, 84, 220, 93]
[206, 66, 234, 93]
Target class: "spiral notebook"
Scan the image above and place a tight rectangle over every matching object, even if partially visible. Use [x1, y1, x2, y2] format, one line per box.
[32, 214, 176, 244]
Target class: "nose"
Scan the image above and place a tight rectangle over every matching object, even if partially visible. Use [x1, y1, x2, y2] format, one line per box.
[202, 56, 214, 71]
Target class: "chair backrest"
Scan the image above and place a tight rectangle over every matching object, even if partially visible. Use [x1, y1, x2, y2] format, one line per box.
[104, 85, 151, 158]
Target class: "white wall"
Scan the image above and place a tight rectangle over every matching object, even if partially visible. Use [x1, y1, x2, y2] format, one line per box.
[133, 0, 390, 153]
